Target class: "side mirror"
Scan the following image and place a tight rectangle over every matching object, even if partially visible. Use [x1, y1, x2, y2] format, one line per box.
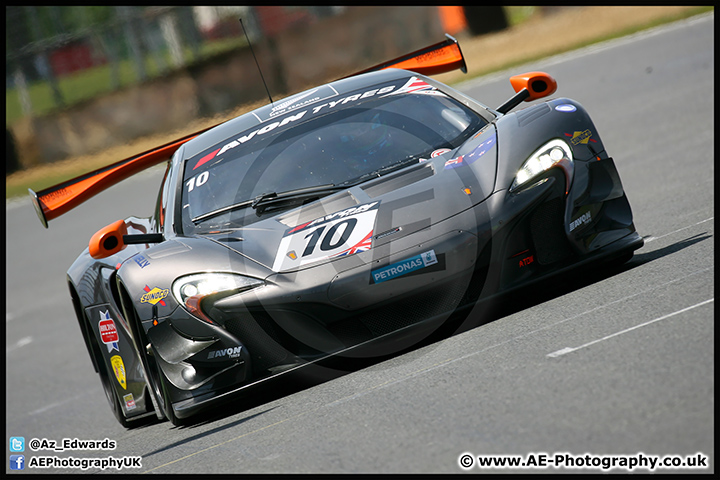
[89, 220, 128, 259]
[89, 220, 165, 259]
[509, 71, 557, 101]
[496, 71, 558, 114]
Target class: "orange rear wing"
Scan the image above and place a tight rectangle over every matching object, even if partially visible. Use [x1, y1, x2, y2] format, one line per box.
[342, 34, 467, 79]
[29, 128, 213, 228]
[29, 35, 466, 228]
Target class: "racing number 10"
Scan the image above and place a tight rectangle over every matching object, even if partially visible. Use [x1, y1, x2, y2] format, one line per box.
[302, 218, 357, 257]
[186, 171, 209, 192]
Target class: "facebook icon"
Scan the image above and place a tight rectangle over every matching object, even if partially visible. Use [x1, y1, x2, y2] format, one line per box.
[10, 455, 25, 470]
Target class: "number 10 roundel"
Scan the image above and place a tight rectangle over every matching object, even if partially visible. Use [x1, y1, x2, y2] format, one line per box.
[272, 202, 380, 272]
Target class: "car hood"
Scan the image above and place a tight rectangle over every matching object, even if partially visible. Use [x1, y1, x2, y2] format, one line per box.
[198, 126, 498, 274]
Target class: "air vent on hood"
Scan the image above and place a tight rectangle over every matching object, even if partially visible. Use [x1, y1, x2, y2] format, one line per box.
[361, 163, 435, 198]
[516, 103, 551, 127]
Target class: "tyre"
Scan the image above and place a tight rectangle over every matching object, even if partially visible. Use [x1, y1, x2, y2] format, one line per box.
[86, 317, 147, 428]
[119, 284, 185, 426]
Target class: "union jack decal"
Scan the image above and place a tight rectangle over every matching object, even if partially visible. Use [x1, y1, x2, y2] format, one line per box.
[444, 155, 464, 169]
[332, 231, 373, 257]
[384, 77, 444, 97]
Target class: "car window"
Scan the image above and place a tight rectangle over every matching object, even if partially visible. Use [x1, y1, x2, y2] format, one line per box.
[180, 78, 486, 232]
[153, 159, 173, 232]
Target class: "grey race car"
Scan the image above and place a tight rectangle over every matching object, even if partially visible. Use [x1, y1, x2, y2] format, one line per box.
[29, 36, 643, 427]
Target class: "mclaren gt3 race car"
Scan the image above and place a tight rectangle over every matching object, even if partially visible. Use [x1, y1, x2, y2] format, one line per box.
[29, 36, 643, 427]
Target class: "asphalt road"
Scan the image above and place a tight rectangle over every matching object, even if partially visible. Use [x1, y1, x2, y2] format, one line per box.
[5, 13, 714, 474]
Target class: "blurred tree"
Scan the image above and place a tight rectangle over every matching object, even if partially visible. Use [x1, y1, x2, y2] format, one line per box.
[7, 128, 20, 175]
[25, 6, 64, 107]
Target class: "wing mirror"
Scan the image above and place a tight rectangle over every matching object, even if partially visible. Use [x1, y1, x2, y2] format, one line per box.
[496, 71, 558, 114]
[89, 220, 163, 259]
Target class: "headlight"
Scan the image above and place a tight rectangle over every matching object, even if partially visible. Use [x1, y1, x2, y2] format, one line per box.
[172, 273, 263, 324]
[510, 139, 573, 193]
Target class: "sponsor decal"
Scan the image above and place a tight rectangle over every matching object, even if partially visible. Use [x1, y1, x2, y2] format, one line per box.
[555, 104, 576, 112]
[569, 211, 592, 231]
[141, 285, 168, 306]
[266, 86, 338, 119]
[192, 84, 398, 170]
[123, 393, 136, 411]
[445, 133, 496, 170]
[519, 255, 534, 268]
[193, 148, 222, 171]
[463, 132, 496, 165]
[431, 148, 451, 157]
[566, 130, 597, 145]
[42, 187, 71, 201]
[133, 254, 150, 268]
[444, 155, 464, 168]
[208, 346, 243, 360]
[273, 202, 380, 272]
[383, 77, 445, 97]
[111, 355, 127, 389]
[371, 250, 438, 284]
[99, 311, 119, 353]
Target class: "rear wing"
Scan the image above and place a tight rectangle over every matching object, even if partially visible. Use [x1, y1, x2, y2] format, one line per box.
[342, 34, 466, 78]
[30, 34, 467, 228]
[29, 128, 212, 228]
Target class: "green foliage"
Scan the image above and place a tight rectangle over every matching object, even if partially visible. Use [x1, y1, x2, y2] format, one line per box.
[504, 7, 537, 27]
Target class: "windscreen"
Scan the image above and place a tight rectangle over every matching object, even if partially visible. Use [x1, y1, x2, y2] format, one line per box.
[180, 77, 487, 233]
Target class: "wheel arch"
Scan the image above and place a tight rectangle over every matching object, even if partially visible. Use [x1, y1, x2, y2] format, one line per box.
[68, 279, 99, 373]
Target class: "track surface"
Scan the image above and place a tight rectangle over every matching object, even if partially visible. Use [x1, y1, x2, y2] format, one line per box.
[6, 14, 713, 474]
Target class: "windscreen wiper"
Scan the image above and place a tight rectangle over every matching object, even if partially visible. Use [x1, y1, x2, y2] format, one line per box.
[356, 156, 421, 182]
[250, 183, 350, 214]
[192, 183, 346, 223]
[250, 158, 421, 214]
[192, 158, 422, 223]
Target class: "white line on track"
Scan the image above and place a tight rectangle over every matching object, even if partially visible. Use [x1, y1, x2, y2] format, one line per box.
[547, 298, 714, 358]
[644, 217, 713, 243]
[28, 394, 87, 416]
[325, 265, 716, 408]
[6, 336, 33, 353]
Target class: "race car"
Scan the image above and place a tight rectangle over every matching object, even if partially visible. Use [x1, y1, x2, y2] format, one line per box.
[29, 35, 643, 427]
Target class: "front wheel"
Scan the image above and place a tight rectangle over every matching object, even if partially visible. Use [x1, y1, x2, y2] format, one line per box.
[144, 343, 185, 427]
[86, 316, 151, 428]
[118, 284, 185, 426]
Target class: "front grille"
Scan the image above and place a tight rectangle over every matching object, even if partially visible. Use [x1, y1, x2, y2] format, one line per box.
[355, 274, 472, 338]
[225, 313, 290, 374]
